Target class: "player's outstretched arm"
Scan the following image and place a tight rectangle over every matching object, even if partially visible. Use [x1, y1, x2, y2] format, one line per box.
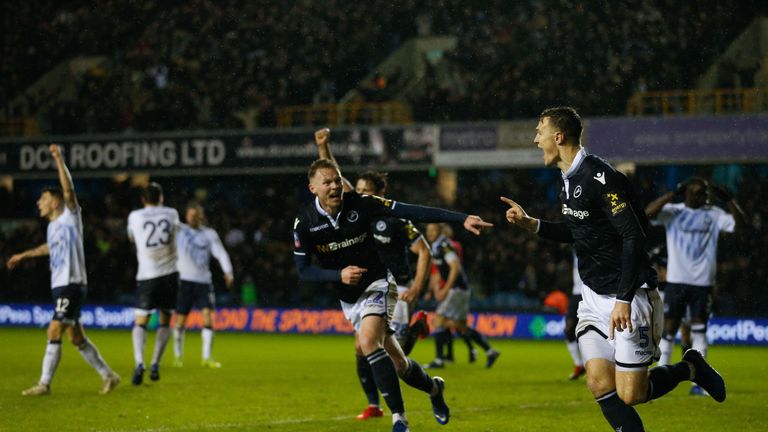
[314, 128, 353, 192]
[6, 243, 49, 270]
[387, 201, 492, 235]
[50, 144, 78, 210]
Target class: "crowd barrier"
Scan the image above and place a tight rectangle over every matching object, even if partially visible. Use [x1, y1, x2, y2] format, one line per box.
[1, 304, 767, 346]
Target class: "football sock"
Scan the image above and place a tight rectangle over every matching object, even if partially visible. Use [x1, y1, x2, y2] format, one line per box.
[467, 328, 491, 351]
[202, 326, 214, 360]
[659, 334, 674, 366]
[150, 325, 170, 365]
[691, 324, 708, 359]
[132, 324, 147, 366]
[173, 327, 185, 358]
[434, 328, 449, 360]
[356, 354, 380, 406]
[367, 349, 404, 415]
[77, 338, 111, 378]
[566, 340, 582, 366]
[399, 358, 434, 394]
[445, 330, 454, 360]
[460, 331, 474, 352]
[40, 340, 62, 385]
[647, 362, 691, 401]
[596, 390, 645, 432]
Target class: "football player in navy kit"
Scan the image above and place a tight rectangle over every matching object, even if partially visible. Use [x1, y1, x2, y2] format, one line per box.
[294, 157, 491, 432]
[501, 107, 726, 432]
[314, 128, 435, 422]
[423, 223, 499, 370]
[8, 144, 120, 396]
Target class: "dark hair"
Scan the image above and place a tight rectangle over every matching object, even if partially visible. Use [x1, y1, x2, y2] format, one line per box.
[540, 106, 583, 144]
[41, 186, 63, 201]
[186, 201, 204, 213]
[357, 171, 388, 195]
[142, 182, 163, 205]
[308, 159, 340, 181]
[685, 176, 709, 192]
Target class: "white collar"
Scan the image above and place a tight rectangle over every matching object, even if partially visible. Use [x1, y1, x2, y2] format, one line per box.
[315, 197, 343, 229]
[562, 146, 587, 180]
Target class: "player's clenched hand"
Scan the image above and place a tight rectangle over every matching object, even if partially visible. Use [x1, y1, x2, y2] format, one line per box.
[341, 265, 367, 285]
[463, 215, 492, 235]
[314, 128, 330, 147]
[49, 144, 62, 160]
[609, 301, 633, 340]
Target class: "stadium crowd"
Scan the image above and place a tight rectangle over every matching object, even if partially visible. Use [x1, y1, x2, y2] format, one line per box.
[2, 165, 766, 316]
[3, 1, 763, 134]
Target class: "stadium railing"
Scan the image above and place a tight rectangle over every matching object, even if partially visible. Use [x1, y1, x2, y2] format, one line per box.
[626, 87, 767, 116]
[276, 101, 412, 127]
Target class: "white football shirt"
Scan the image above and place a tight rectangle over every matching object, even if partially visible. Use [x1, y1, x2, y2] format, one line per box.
[48, 205, 87, 288]
[176, 224, 233, 284]
[127, 206, 180, 281]
[652, 203, 735, 286]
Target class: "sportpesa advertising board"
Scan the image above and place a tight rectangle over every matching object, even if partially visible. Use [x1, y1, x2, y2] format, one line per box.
[1, 304, 766, 346]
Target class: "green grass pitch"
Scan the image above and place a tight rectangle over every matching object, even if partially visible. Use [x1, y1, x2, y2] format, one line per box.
[1, 328, 766, 431]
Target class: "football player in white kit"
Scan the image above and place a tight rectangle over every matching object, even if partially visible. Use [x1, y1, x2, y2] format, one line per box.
[645, 177, 745, 395]
[127, 182, 180, 385]
[7, 144, 120, 396]
[172, 202, 234, 368]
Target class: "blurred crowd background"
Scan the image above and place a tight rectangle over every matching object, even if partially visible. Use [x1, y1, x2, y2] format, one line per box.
[2, 1, 767, 315]
[2, 0, 764, 133]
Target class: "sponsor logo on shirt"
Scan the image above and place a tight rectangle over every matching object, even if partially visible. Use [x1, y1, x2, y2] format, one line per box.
[562, 204, 590, 220]
[374, 233, 391, 244]
[316, 233, 367, 253]
[605, 192, 628, 216]
[309, 223, 330, 232]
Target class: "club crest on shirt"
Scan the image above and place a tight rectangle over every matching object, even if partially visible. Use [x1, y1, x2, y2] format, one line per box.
[376, 220, 387, 231]
[347, 210, 359, 222]
[573, 185, 582, 198]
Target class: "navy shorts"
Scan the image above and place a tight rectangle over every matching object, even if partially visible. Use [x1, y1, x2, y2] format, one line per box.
[51, 284, 87, 325]
[176, 280, 216, 315]
[664, 282, 711, 321]
[136, 272, 179, 312]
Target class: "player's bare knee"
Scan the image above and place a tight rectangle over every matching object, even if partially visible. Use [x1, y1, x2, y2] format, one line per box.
[47, 322, 63, 341]
[617, 388, 646, 406]
[357, 334, 382, 355]
[586, 373, 614, 397]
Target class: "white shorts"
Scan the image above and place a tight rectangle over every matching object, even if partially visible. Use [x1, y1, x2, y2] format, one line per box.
[436, 288, 470, 322]
[576, 285, 663, 371]
[391, 285, 411, 341]
[340, 279, 398, 333]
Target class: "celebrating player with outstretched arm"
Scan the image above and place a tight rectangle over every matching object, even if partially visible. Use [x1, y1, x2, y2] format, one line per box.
[502, 107, 726, 432]
[314, 128, 433, 420]
[7, 144, 120, 396]
[294, 158, 491, 432]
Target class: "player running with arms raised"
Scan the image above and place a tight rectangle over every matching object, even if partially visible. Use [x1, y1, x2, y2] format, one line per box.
[295, 157, 491, 431]
[314, 128, 433, 421]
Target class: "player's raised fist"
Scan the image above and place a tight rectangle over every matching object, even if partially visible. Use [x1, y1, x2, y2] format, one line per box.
[314, 128, 330, 147]
[49, 144, 62, 160]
